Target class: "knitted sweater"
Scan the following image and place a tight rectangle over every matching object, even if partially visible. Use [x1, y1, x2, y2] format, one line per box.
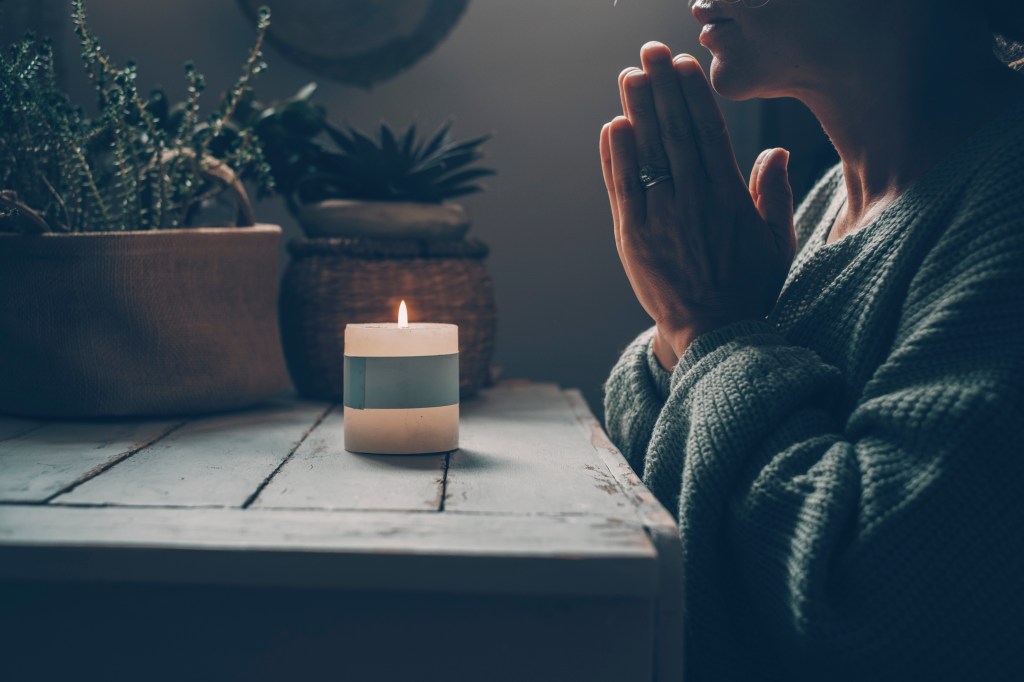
[604, 95, 1024, 681]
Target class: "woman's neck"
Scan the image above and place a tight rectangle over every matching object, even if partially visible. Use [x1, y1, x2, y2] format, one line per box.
[796, 17, 1022, 236]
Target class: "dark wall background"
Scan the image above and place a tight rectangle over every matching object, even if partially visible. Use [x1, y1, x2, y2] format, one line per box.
[4, 0, 783, 417]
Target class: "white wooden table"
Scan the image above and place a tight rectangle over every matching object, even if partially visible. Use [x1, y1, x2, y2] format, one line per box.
[0, 383, 682, 682]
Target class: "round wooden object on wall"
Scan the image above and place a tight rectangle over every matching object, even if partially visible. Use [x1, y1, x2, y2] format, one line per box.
[237, 0, 470, 88]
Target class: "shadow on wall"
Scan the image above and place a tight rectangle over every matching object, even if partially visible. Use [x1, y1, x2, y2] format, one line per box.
[9, 0, 764, 421]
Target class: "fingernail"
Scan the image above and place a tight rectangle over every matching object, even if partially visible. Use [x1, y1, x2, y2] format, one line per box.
[777, 148, 790, 170]
[673, 55, 699, 73]
[626, 71, 647, 89]
[642, 41, 671, 60]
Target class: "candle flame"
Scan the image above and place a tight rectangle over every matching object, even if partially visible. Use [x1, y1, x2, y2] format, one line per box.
[398, 300, 409, 328]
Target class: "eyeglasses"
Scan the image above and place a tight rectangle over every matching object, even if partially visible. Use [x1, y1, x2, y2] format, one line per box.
[719, 0, 772, 7]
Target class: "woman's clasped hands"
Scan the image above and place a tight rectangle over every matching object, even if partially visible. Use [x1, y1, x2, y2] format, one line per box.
[600, 42, 797, 369]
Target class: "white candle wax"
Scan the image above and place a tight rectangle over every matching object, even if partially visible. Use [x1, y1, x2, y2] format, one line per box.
[344, 322, 459, 454]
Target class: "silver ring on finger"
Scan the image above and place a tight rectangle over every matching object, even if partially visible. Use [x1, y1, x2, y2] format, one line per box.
[639, 164, 673, 190]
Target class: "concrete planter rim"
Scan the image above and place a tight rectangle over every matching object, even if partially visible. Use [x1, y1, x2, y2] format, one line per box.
[297, 200, 470, 240]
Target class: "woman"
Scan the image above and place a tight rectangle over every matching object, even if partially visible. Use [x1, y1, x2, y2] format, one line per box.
[600, 0, 1024, 680]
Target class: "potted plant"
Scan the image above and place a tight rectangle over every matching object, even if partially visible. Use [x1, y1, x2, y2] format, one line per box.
[252, 86, 498, 400]
[236, 83, 493, 239]
[0, 1, 290, 417]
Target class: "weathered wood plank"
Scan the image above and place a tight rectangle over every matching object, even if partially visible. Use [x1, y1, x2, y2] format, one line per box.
[252, 408, 446, 511]
[564, 389, 685, 682]
[0, 416, 44, 442]
[55, 402, 328, 508]
[444, 384, 633, 516]
[563, 389, 680, 538]
[0, 505, 657, 596]
[0, 420, 179, 503]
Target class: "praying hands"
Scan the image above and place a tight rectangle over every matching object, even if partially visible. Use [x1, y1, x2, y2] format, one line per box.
[600, 41, 796, 368]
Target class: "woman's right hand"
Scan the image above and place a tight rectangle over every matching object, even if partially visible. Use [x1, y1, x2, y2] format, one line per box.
[600, 43, 797, 365]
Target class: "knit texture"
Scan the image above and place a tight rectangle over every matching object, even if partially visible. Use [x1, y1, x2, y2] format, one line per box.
[604, 94, 1024, 681]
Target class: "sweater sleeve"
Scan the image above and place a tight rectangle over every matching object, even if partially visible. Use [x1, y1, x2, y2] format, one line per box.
[656, 225, 1024, 679]
[603, 326, 671, 476]
[601, 164, 843, 481]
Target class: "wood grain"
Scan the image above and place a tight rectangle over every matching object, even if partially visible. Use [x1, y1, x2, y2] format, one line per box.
[0, 385, 684, 680]
[0, 420, 178, 502]
[564, 389, 685, 682]
[0, 505, 657, 596]
[445, 384, 633, 516]
[55, 402, 327, 508]
[252, 407, 446, 511]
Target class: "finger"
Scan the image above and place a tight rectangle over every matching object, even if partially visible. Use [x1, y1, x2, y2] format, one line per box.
[673, 55, 744, 185]
[622, 70, 673, 196]
[755, 148, 795, 246]
[608, 115, 645, 231]
[603, 123, 635, 283]
[638, 41, 702, 193]
[749, 148, 771, 202]
[600, 123, 623, 258]
[618, 66, 640, 116]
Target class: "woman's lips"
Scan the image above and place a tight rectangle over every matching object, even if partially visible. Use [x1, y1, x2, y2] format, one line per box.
[699, 19, 735, 49]
[691, 3, 728, 25]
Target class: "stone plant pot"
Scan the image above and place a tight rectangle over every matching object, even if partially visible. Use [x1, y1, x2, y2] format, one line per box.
[0, 225, 292, 417]
[297, 199, 470, 240]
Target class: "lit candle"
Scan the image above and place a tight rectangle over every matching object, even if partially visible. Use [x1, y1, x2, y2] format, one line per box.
[343, 301, 459, 454]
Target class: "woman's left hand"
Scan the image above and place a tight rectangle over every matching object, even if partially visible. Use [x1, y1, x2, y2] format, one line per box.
[600, 42, 797, 364]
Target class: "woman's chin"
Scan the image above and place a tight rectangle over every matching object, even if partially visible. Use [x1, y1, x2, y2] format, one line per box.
[707, 56, 760, 101]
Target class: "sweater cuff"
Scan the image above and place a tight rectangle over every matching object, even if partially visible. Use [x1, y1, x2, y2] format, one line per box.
[670, 320, 786, 391]
[645, 335, 673, 401]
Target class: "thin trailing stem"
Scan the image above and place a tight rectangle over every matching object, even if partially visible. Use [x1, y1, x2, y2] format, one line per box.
[39, 175, 70, 230]
[71, 0, 163, 146]
[197, 6, 270, 162]
[0, 191, 50, 233]
[72, 144, 111, 227]
[0, 1, 274, 233]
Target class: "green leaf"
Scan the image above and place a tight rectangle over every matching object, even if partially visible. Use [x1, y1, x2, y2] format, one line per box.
[411, 150, 484, 178]
[145, 89, 169, 125]
[420, 119, 452, 159]
[400, 124, 416, 156]
[440, 133, 491, 155]
[292, 81, 317, 102]
[437, 184, 485, 199]
[379, 122, 399, 160]
[434, 167, 495, 188]
[280, 100, 325, 138]
[323, 122, 359, 156]
[348, 125, 381, 159]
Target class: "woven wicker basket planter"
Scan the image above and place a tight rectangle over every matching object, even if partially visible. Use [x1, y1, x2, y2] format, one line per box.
[0, 226, 291, 418]
[280, 236, 497, 400]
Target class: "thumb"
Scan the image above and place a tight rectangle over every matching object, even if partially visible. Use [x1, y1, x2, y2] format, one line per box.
[754, 148, 796, 254]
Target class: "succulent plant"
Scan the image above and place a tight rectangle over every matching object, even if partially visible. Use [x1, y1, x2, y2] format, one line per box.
[304, 119, 495, 205]
[238, 83, 495, 214]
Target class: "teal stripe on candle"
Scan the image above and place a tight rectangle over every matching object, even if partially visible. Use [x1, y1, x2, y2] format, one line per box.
[345, 354, 367, 409]
[344, 353, 459, 410]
